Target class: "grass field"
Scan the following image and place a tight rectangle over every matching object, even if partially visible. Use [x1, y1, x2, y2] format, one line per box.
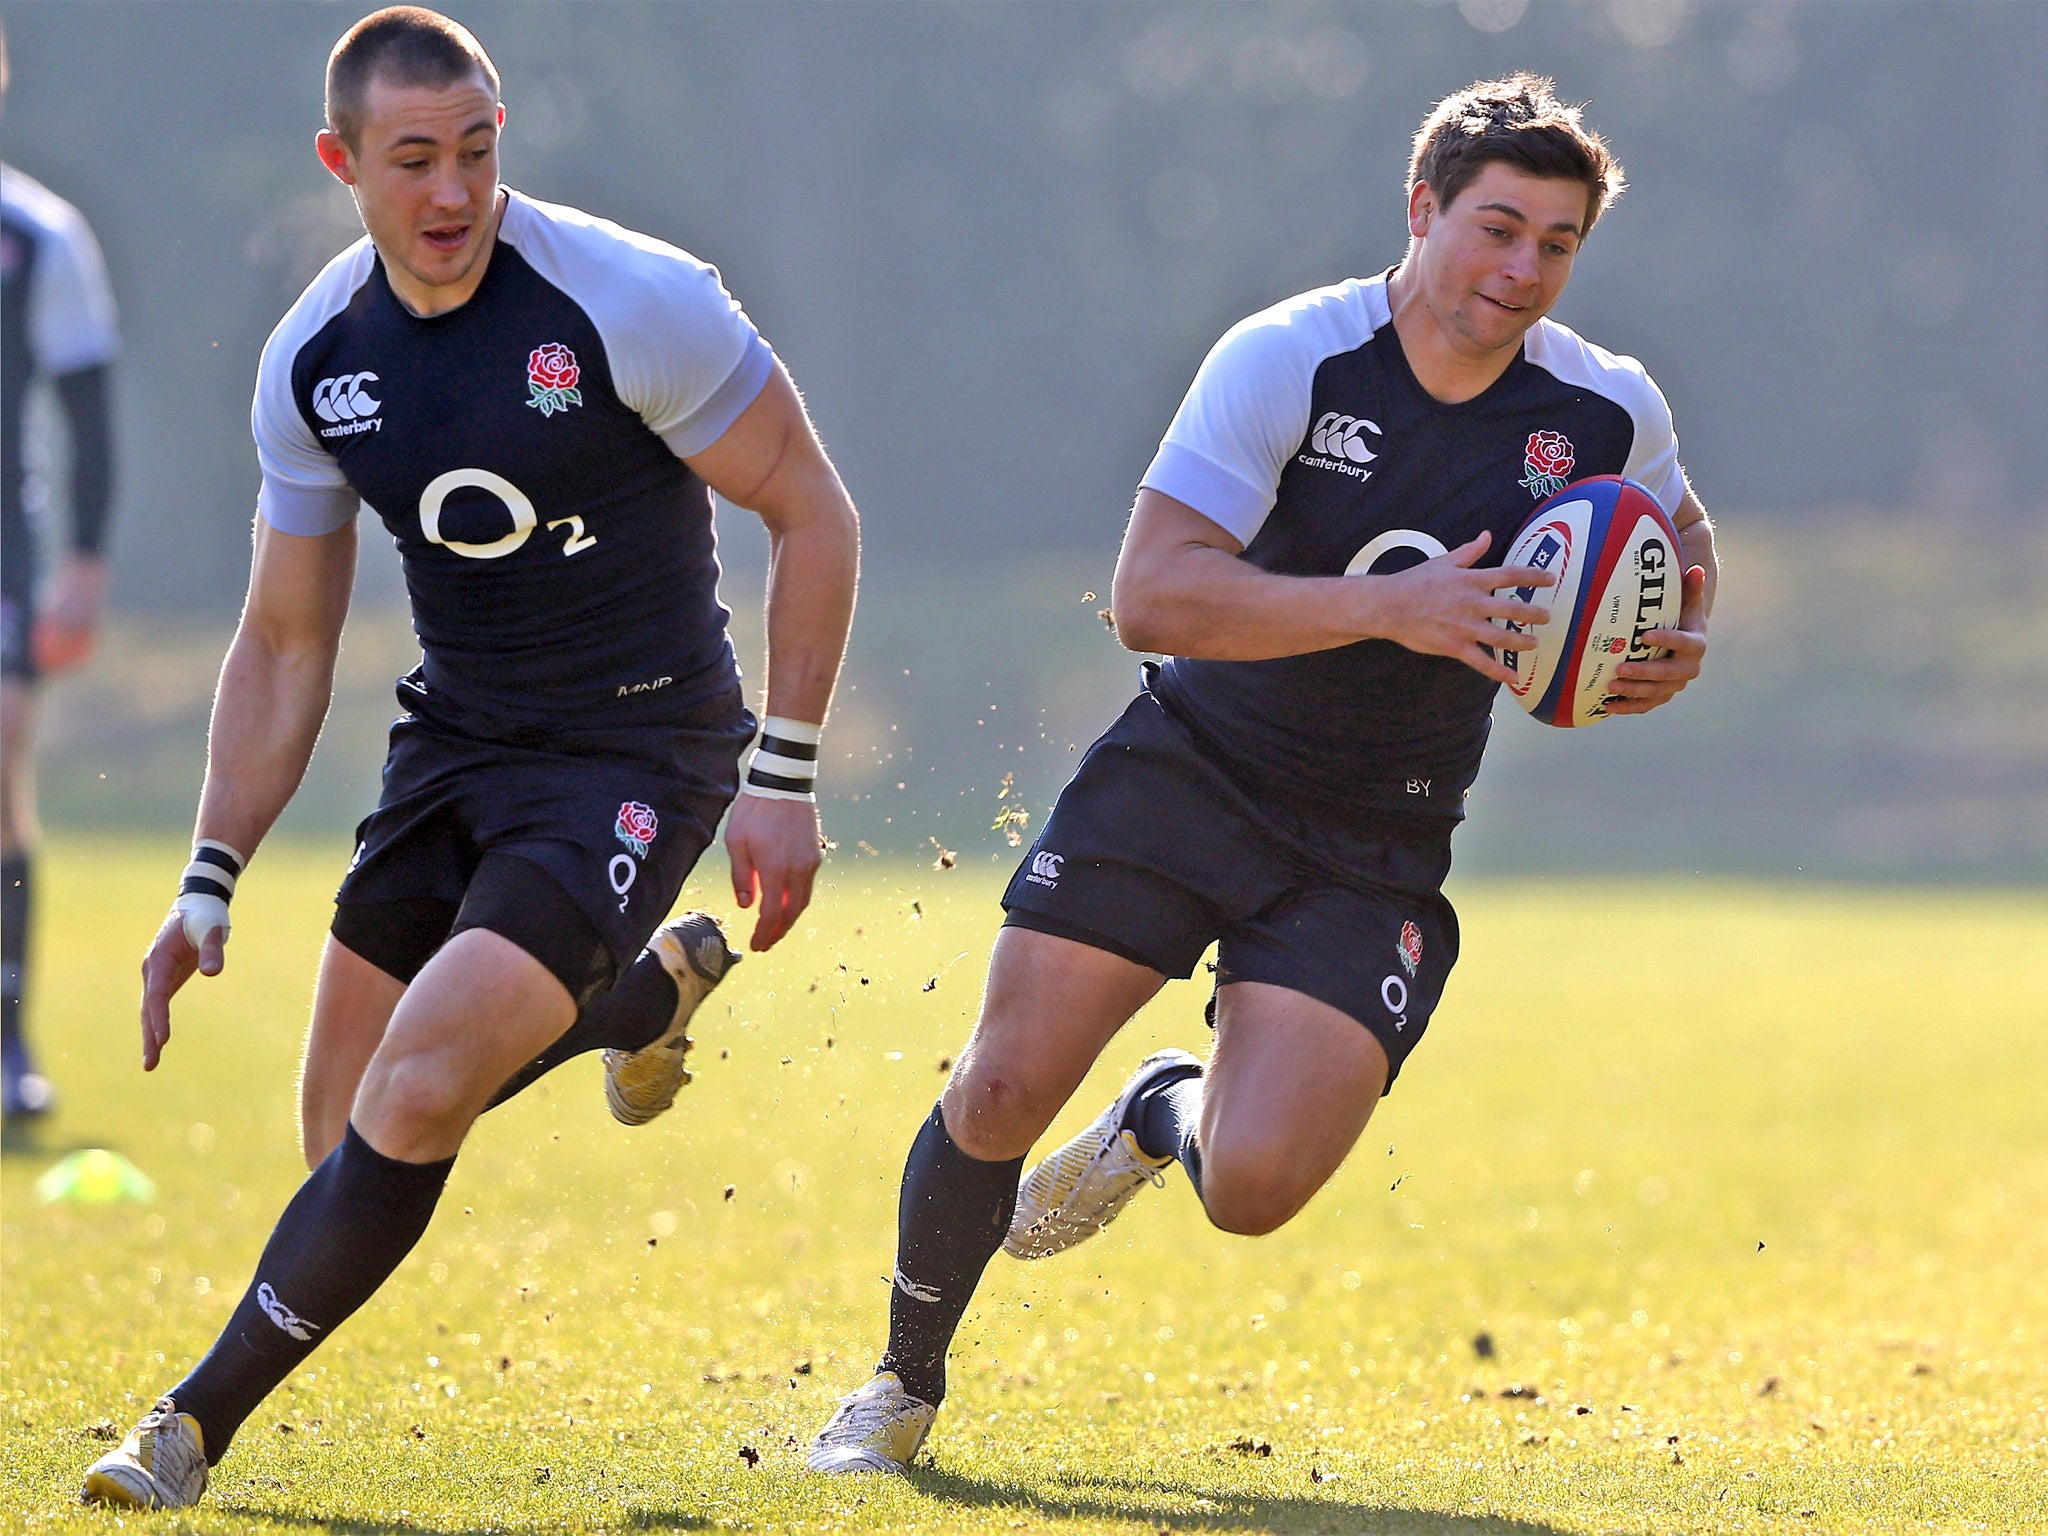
[3, 837, 2044, 1534]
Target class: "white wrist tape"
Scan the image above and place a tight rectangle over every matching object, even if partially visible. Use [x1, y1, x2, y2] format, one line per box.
[176, 892, 232, 949]
[741, 716, 821, 803]
[176, 839, 245, 948]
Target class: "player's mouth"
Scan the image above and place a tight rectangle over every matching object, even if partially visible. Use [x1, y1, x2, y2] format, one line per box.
[419, 223, 472, 254]
[1477, 292, 1528, 313]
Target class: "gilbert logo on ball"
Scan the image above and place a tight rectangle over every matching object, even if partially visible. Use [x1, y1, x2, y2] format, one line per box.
[1491, 475, 1683, 728]
[35, 1148, 157, 1205]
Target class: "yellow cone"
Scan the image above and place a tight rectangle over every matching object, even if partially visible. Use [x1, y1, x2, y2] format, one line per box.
[35, 1148, 157, 1204]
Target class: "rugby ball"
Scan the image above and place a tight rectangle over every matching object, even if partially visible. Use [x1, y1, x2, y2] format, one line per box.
[1492, 475, 1683, 728]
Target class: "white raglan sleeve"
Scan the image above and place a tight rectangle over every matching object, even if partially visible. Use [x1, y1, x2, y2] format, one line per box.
[251, 317, 358, 537]
[1138, 316, 1315, 547]
[608, 254, 776, 461]
[1619, 360, 1684, 513]
[27, 208, 119, 377]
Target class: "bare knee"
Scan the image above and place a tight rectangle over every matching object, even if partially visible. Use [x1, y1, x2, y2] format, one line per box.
[1200, 1147, 1319, 1237]
[941, 1055, 1062, 1161]
[355, 1050, 474, 1148]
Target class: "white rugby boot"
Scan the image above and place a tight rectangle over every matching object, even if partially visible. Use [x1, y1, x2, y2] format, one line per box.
[1004, 1047, 1201, 1260]
[79, 1397, 208, 1509]
[806, 1370, 938, 1474]
[603, 912, 739, 1127]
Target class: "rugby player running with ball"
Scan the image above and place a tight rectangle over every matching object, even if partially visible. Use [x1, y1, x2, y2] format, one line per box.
[809, 75, 1713, 1475]
[83, 8, 857, 1508]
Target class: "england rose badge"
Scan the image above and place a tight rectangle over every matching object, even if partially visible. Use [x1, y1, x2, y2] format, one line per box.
[527, 342, 583, 417]
[615, 800, 658, 858]
[1518, 430, 1574, 499]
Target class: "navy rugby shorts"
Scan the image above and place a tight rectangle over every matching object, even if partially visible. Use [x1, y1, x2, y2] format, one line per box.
[1001, 689, 1459, 1090]
[334, 700, 751, 989]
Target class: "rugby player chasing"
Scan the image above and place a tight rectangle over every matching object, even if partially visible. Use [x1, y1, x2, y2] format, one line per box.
[809, 75, 1715, 1475]
[82, 8, 857, 1508]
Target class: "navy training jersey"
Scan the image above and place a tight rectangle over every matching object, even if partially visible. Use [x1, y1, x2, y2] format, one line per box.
[252, 189, 776, 739]
[1140, 270, 1682, 831]
[2, 165, 120, 573]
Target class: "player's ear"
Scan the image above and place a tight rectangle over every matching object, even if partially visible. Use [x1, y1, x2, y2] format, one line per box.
[315, 128, 357, 187]
[1407, 182, 1435, 239]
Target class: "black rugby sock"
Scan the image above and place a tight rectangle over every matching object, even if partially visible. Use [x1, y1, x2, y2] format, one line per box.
[168, 1123, 453, 1461]
[2, 854, 29, 1053]
[483, 949, 680, 1110]
[877, 1103, 1024, 1407]
[1125, 1066, 1206, 1201]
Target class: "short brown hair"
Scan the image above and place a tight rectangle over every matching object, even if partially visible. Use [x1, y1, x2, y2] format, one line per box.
[326, 6, 500, 147]
[1407, 74, 1624, 236]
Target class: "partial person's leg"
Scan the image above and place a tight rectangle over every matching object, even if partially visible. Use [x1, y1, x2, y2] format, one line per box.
[809, 926, 1161, 1472]
[1192, 981, 1388, 1235]
[300, 893, 462, 1166]
[1, 675, 47, 1115]
[297, 938, 408, 1168]
[881, 927, 1162, 1404]
[154, 928, 575, 1466]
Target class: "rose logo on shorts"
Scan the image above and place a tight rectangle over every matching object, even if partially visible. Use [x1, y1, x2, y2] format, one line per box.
[1519, 430, 1575, 499]
[615, 800, 659, 858]
[527, 342, 584, 417]
[1397, 920, 1424, 978]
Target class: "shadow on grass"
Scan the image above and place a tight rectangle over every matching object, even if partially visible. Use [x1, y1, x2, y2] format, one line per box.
[213, 1507, 713, 1535]
[892, 1463, 1579, 1535]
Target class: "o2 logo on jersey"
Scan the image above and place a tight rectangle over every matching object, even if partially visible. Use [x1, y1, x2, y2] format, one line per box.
[416, 468, 598, 560]
[312, 372, 383, 439]
[1344, 528, 1448, 577]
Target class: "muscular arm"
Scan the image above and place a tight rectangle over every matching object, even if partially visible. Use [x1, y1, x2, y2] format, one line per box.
[686, 362, 860, 949]
[139, 516, 357, 1068]
[1110, 488, 1550, 685]
[193, 517, 359, 853]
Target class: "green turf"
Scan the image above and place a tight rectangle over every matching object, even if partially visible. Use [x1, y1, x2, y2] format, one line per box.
[3, 837, 2044, 1534]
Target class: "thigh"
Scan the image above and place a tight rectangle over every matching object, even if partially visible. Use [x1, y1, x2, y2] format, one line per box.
[353, 927, 579, 1163]
[299, 936, 408, 1168]
[1203, 980, 1390, 1203]
[941, 926, 1167, 1160]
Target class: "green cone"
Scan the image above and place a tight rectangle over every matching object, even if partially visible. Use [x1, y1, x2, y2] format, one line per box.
[35, 1148, 158, 1204]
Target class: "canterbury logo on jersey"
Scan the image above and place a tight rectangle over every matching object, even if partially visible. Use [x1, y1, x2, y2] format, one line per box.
[312, 372, 384, 438]
[1025, 850, 1064, 888]
[1299, 412, 1380, 480]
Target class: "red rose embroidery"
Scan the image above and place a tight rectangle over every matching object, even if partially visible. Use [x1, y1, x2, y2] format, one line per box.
[1398, 920, 1423, 977]
[1525, 431, 1574, 478]
[615, 800, 659, 857]
[1518, 429, 1576, 498]
[527, 343, 584, 417]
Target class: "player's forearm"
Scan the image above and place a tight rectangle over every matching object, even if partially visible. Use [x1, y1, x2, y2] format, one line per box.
[1675, 487, 1717, 620]
[758, 489, 859, 725]
[191, 626, 342, 856]
[1112, 544, 1396, 661]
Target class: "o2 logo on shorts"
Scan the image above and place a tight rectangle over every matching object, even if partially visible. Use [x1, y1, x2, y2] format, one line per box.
[1381, 973, 1410, 1033]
